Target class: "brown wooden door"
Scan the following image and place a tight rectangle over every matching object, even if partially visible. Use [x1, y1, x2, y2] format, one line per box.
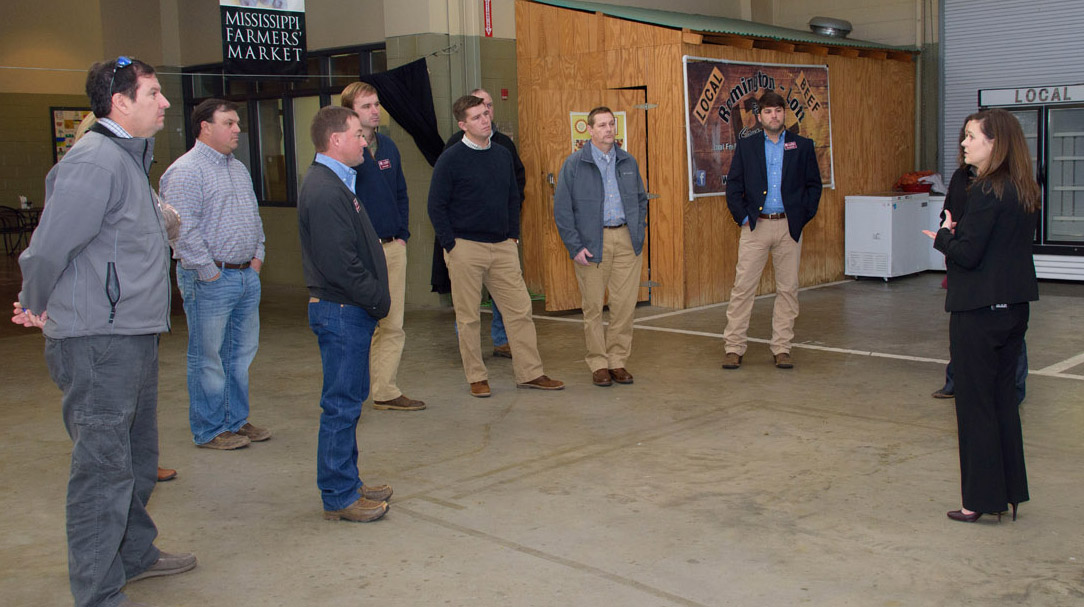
[523, 88, 650, 312]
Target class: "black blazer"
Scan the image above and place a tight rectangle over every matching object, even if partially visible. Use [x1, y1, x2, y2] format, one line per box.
[934, 182, 1038, 312]
[725, 130, 823, 242]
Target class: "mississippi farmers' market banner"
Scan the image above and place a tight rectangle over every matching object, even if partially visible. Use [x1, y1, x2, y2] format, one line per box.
[683, 56, 834, 199]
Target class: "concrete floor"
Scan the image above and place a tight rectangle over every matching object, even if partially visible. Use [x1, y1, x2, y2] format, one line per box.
[2, 266, 1083, 606]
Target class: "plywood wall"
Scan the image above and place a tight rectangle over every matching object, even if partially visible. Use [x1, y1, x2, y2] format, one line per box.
[516, 0, 916, 310]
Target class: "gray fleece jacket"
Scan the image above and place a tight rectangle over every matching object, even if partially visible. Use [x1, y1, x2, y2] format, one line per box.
[18, 126, 172, 338]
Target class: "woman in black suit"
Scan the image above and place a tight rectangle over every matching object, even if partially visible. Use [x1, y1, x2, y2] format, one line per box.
[924, 109, 1040, 523]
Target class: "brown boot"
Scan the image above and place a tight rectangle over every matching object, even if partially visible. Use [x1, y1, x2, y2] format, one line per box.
[156, 467, 177, 482]
[470, 380, 491, 398]
[608, 368, 634, 384]
[592, 369, 613, 387]
[324, 497, 388, 522]
[196, 431, 250, 450]
[235, 422, 272, 442]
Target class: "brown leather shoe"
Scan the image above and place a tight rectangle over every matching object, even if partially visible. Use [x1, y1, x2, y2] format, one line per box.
[609, 368, 634, 384]
[517, 375, 565, 390]
[721, 352, 743, 369]
[236, 422, 272, 442]
[470, 380, 491, 398]
[156, 467, 177, 482]
[360, 483, 393, 502]
[373, 395, 427, 411]
[492, 344, 512, 358]
[774, 352, 794, 369]
[323, 497, 388, 522]
[592, 368, 612, 386]
[197, 431, 250, 450]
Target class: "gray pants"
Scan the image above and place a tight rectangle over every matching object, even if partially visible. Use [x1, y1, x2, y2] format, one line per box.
[45, 334, 161, 607]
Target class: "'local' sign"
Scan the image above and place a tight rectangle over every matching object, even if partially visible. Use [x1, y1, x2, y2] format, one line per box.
[980, 84, 1084, 107]
[220, 0, 307, 76]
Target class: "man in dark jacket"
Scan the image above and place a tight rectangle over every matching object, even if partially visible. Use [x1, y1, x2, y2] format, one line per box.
[722, 90, 822, 370]
[13, 57, 195, 607]
[298, 106, 393, 523]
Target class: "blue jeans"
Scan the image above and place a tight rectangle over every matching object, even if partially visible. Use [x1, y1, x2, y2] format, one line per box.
[943, 340, 1028, 404]
[177, 266, 261, 444]
[490, 301, 508, 346]
[45, 335, 161, 607]
[308, 300, 378, 511]
[453, 299, 508, 346]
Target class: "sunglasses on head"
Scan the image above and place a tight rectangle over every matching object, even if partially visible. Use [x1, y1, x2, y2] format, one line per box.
[108, 56, 133, 97]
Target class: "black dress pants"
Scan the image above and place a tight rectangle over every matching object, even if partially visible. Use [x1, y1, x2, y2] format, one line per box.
[949, 303, 1030, 514]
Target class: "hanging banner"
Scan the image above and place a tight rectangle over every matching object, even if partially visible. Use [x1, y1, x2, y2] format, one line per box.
[220, 0, 307, 76]
[683, 56, 834, 199]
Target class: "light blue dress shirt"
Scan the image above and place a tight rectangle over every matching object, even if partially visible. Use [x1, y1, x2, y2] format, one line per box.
[590, 143, 626, 227]
[762, 133, 786, 215]
[315, 153, 357, 192]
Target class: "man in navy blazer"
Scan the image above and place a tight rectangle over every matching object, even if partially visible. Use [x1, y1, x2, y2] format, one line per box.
[722, 90, 822, 370]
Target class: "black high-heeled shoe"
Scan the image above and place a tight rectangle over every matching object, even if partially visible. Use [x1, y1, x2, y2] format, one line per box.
[1010, 502, 1018, 521]
[947, 509, 1002, 523]
[947, 509, 982, 522]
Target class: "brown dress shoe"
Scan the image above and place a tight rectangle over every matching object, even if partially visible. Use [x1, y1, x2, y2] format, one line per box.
[470, 380, 491, 398]
[236, 422, 272, 442]
[609, 368, 634, 384]
[592, 368, 613, 386]
[324, 497, 388, 522]
[156, 467, 177, 482]
[360, 483, 393, 502]
[774, 352, 794, 369]
[197, 431, 250, 450]
[517, 375, 565, 390]
[373, 395, 426, 411]
[492, 344, 512, 358]
[721, 352, 743, 369]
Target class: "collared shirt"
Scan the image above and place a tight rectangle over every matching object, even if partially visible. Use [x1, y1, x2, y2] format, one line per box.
[461, 134, 492, 151]
[763, 132, 785, 215]
[314, 153, 357, 191]
[97, 117, 132, 138]
[590, 143, 626, 226]
[160, 140, 266, 280]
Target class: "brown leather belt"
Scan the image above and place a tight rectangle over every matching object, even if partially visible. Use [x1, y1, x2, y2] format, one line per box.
[758, 212, 786, 219]
[215, 261, 250, 270]
[603, 224, 627, 229]
[379, 237, 396, 244]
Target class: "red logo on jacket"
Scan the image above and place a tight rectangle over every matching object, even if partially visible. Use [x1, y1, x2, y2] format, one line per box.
[378, 159, 392, 170]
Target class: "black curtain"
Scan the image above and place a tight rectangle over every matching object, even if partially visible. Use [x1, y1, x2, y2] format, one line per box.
[360, 58, 451, 292]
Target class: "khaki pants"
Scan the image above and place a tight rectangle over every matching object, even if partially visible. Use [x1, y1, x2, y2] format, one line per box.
[444, 239, 544, 383]
[573, 226, 643, 372]
[723, 218, 801, 355]
[370, 240, 407, 401]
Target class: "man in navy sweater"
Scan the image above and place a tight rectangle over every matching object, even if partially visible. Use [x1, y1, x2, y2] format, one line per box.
[341, 82, 425, 412]
[428, 94, 564, 398]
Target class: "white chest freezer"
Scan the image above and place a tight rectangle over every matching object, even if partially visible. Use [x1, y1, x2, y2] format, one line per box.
[845, 192, 933, 279]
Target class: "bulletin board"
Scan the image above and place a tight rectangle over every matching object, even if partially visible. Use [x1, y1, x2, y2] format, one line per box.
[51, 107, 93, 164]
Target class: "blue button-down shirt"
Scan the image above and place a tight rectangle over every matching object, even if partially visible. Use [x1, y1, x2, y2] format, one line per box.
[315, 153, 357, 192]
[590, 143, 626, 226]
[763, 133, 785, 215]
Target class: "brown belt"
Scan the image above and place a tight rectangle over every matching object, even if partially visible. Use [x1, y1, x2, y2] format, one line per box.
[215, 260, 250, 270]
[603, 224, 627, 229]
[379, 237, 396, 244]
[758, 212, 786, 220]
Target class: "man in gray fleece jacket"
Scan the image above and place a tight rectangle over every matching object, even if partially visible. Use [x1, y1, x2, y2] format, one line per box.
[12, 57, 195, 607]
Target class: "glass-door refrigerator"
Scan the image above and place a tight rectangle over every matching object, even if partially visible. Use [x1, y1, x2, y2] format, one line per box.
[979, 85, 1084, 280]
